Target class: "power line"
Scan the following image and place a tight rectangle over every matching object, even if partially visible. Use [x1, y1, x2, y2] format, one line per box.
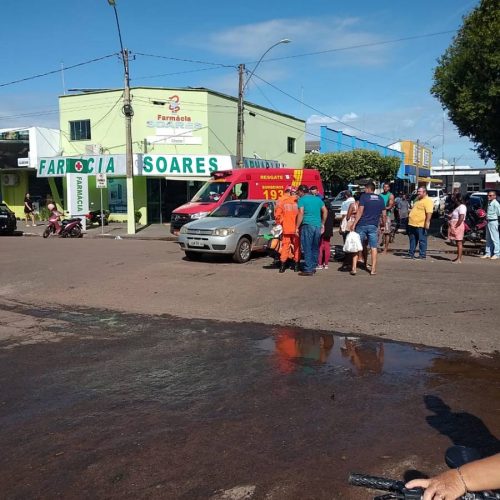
[135, 52, 235, 68]
[0, 53, 119, 89]
[247, 30, 458, 65]
[132, 65, 233, 82]
[252, 72, 395, 143]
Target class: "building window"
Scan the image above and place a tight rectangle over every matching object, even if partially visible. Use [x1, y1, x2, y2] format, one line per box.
[69, 120, 91, 141]
[287, 137, 296, 154]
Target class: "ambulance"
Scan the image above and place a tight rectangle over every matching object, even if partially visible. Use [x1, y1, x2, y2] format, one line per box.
[170, 168, 323, 234]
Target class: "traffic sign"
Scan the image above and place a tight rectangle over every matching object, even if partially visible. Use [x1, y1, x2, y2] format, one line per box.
[96, 173, 107, 189]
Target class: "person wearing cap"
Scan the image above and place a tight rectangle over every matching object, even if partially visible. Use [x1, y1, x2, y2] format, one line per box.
[296, 185, 328, 276]
[275, 186, 300, 272]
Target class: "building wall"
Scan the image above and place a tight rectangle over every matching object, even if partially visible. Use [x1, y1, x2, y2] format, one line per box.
[59, 87, 305, 164]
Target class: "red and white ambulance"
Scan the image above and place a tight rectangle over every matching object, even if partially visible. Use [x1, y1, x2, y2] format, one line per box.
[170, 168, 323, 234]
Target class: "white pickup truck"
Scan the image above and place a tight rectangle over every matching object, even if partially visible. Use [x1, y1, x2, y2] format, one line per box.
[410, 188, 446, 215]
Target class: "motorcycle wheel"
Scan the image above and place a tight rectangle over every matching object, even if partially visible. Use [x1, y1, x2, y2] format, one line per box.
[70, 226, 82, 238]
[42, 227, 51, 239]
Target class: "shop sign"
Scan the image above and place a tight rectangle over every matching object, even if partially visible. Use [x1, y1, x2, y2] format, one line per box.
[243, 158, 287, 168]
[141, 155, 232, 176]
[37, 155, 126, 177]
[17, 158, 30, 167]
[67, 174, 89, 216]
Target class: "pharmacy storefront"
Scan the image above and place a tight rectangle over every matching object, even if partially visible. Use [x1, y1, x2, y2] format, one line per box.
[37, 154, 234, 225]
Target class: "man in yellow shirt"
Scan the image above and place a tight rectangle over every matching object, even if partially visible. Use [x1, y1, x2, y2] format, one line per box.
[405, 187, 434, 259]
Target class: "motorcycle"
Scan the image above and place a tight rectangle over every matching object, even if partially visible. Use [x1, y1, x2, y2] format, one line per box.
[43, 214, 83, 238]
[85, 209, 109, 227]
[440, 207, 487, 243]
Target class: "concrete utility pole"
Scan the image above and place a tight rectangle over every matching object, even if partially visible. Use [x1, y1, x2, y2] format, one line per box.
[235, 39, 291, 169]
[236, 64, 245, 169]
[452, 157, 457, 189]
[416, 139, 420, 188]
[108, 0, 136, 235]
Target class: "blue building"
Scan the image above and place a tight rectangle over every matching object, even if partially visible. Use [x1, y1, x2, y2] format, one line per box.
[319, 126, 412, 190]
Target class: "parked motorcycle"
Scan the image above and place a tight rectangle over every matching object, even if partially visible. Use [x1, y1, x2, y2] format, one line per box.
[440, 207, 487, 243]
[43, 216, 83, 238]
[85, 209, 109, 227]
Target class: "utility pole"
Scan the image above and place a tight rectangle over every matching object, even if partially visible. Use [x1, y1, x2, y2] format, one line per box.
[451, 157, 456, 191]
[108, 0, 135, 234]
[415, 139, 420, 189]
[236, 64, 245, 169]
[123, 48, 136, 234]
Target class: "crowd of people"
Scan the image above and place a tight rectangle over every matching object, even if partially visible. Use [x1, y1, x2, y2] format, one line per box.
[273, 182, 500, 275]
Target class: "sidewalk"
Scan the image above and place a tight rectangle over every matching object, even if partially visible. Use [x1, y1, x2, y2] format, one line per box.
[17, 221, 483, 254]
[18, 221, 177, 241]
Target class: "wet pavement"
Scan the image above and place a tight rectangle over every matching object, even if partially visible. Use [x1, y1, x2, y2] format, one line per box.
[1, 300, 500, 499]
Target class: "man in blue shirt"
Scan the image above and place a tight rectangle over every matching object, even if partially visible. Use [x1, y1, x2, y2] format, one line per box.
[296, 185, 327, 276]
[351, 181, 386, 276]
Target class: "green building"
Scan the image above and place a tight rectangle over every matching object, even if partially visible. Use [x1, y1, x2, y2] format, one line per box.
[48, 87, 305, 226]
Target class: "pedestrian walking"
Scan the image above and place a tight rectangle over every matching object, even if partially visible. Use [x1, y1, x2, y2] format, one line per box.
[317, 202, 334, 269]
[351, 181, 386, 276]
[396, 194, 409, 234]
[296, 185, 327, 276]
[339, 193, 360, 272]
[448, 193, 467, 263]
[405, 187, 434, 260]
[339, 190, 355, 241]
[380, 183, 395, 254]
[24, 193, 36, 227]
[480, 190, 500, 260]
[275, 186, 300, 273]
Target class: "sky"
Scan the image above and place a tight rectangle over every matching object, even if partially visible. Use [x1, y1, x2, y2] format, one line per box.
[0, 0, 490, 167]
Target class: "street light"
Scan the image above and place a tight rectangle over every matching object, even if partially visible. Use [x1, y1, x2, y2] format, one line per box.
[236, 39, 291, 168]
[107, 0, 136, 235]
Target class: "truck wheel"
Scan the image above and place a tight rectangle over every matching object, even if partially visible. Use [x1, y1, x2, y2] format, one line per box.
[233, 237, 251, 263]
[185, 251, 203, 261]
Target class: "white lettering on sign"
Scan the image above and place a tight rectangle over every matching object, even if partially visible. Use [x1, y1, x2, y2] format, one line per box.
[67, 174, 89, 216]
[141, 155, 232, 176]
[37, 155, 127, 177]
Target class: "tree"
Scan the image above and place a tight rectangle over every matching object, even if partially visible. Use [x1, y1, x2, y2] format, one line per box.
[303, 150, 401, 186]
[431, 0, 500, 162]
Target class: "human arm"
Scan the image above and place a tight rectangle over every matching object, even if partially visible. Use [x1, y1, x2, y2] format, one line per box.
[424, 199, 433, 230]
[387, 193, 395, 211]
[352, 205, 364, 229]
[406, 453, 500, 499]
[295, 207, 304, 234]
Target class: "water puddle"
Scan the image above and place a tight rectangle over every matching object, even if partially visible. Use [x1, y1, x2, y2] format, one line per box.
[256, 326, 440, 376]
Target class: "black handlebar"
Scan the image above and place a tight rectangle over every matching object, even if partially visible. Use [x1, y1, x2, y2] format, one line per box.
[349, 473, 500, 500]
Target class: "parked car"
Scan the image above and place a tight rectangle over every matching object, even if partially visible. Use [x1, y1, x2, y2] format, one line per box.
[177, 200, 275, 263]
[465, 191, 500, 210]
[0, 203, 17, 235]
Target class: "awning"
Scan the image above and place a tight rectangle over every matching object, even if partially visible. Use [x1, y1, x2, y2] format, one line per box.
[418, 177, 443, 183]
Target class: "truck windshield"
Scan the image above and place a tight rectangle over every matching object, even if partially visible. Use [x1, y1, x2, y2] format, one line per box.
[208, 201, 260, 218]
[191, 181, 231, 203]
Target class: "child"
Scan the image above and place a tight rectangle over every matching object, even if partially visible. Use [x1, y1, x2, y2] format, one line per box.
[47, 203, 62, 234]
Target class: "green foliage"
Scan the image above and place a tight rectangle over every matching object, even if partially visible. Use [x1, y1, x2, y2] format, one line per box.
[303, 150, 401, 184]
[431, 0, 500, 162]
[39, 207, 51, 221]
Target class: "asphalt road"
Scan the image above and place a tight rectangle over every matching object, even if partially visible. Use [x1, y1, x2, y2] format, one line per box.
[1, 300, 500, 499]
[1, 237, 500, 498]
[0, 236, 498, 353]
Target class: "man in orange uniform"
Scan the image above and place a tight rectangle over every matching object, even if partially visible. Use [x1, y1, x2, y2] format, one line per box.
[275, 186, 300, 273]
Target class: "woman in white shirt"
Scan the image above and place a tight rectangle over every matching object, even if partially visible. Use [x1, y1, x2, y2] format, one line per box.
[448, 193, 467, 263]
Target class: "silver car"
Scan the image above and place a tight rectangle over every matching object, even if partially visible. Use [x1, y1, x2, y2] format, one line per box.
[177, 200, 275, 263]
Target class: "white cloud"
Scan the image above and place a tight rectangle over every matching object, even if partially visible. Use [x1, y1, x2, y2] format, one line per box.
[187, 17, 389, 67]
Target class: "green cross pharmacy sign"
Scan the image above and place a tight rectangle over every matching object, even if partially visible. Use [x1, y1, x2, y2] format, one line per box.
[37, 155, 233, 178]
